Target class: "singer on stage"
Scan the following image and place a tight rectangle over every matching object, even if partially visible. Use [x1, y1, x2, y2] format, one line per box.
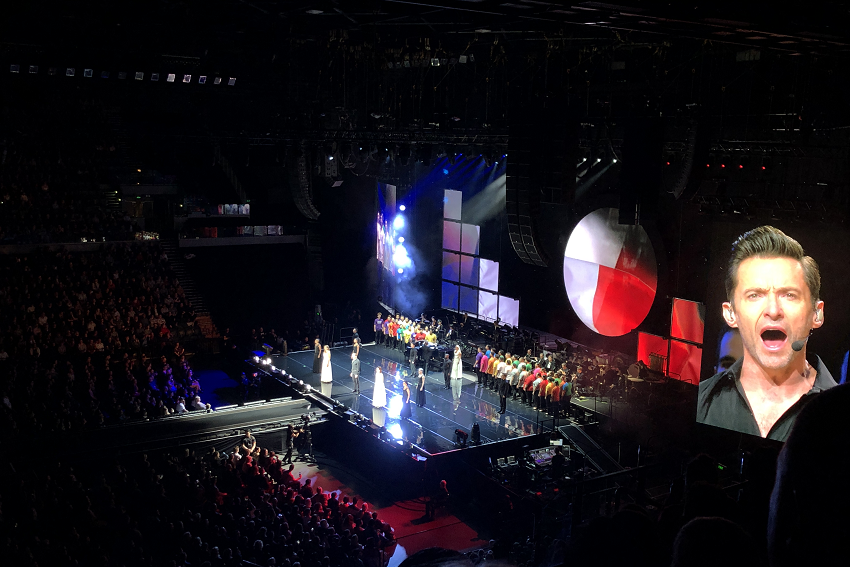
[697, 226, 836, 441]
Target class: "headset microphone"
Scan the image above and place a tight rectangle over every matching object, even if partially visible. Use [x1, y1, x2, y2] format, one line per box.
[791, 329, 815, 352]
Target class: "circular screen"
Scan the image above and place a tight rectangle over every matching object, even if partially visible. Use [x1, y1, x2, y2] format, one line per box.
[563, 208, 657, 336]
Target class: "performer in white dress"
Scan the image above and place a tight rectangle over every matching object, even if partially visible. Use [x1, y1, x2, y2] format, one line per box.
[372, 367, 387, 408]
[320, 345, 333, 383]
[451, 345, 464, 401]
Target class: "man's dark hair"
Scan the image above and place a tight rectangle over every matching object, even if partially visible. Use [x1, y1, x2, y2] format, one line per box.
[725, 225, 820, 308]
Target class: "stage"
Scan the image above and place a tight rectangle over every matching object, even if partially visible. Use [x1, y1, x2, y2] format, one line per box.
[272, 343, 558, 454]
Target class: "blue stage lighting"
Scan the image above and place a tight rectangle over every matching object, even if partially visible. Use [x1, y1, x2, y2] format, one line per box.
[393, 215, 405, 230]
[398, 237, 404, 243]
[443, 168, 449, 175]
[399, 204, 406, 211]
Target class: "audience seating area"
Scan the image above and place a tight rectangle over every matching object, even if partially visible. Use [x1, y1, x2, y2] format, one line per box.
[0, 243, 208, 435]
[0, 94, 138, 244]
[0, 443, 396, 567]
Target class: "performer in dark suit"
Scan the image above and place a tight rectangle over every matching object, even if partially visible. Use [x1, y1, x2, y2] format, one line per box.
[312, 338, 322, 374]
[442, 353, 452, 390]
[498, 373, 509, 414]
[408, 339, 418, 376]
[350, 352, 361, 393]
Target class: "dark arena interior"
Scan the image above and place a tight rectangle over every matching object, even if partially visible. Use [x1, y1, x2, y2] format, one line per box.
[4, 2, 850, 566]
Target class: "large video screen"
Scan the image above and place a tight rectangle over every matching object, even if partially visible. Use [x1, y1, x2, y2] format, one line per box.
[563, 208, 657, 337]
[695, 225, 833, 443]
[377, 182, 397, 305]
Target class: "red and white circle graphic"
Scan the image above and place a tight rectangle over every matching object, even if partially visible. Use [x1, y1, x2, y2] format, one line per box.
[563, 208, 657, 336]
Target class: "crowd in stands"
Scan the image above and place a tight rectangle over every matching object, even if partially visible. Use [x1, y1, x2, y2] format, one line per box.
[0, 93, 139, 244]
[0, 242, 206, 435]
[0, 442, 397, 567]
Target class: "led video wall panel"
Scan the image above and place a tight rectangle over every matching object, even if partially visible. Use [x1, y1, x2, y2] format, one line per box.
[479, 259, 499, 291]
[461, 223, 480, 255]
[442, 281, 459, 311]
[444, 189, 462, 221]
[499, 296, 520, 327]
[460, 286, 478, 314]
[442, 252, 461, 282]
[669, 339, 702, 384]
[671, 298, 706, 344]
[459, 255, 479, 287]
[443, 220, 461, 252]
[637, 332, 669, 373]
[478, 290, 498, 322]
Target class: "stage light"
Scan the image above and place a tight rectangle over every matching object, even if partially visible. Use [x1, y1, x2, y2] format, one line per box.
[393, 215, 405, 230]
[305, 384, 312, 392]
[270, 366, 276, 371]
[66, 68, 75, 77]
[214, 77, 222, 85]
[398, 268, 404, 274]
[399, 205, 406, 211]
[596, 158, 602, 163]
[228, 78, 236, 86]
[388, 423, 403, 439]
[167, 73, 175, 82]
[84, 69, 93, 78]
[183, 74, 191, 83]
[151, 73, 160, 81]
[254, 356, 260, 362]
[398, 237, 404, 243]
[199, 76, 207, 84]
[443, 169, 449, 175]
[612, 158, 618, 163]
[135, 72, 144, 80]
[10, 64, 19, 73]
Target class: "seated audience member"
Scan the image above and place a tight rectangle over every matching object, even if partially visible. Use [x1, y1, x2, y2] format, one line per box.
[769, 384, 850, 567]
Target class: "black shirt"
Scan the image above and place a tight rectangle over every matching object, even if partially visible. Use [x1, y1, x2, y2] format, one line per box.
[697, 354, 837, 442]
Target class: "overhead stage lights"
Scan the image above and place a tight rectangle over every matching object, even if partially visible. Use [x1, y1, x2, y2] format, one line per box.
[399, 205, 406, 211]
[151, 73, 160, 81]
[84, 69, 93, 77]
[214, 77, 222, 85]
[66, 68, 75, 77]
[228, 77, 236, 86]
[167, 73, 176, 82]
[393, 215, 405, 230]
[29, 66, 37, 74]
[199, 76, 207, 84]
[183, 74, 191, 83]
[135, 72, 144, 80]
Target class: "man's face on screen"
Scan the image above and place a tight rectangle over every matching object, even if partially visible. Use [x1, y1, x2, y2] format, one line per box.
[726, 256, 820, 371]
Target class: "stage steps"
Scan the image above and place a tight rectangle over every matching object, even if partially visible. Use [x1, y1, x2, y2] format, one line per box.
[160, 239, 219, 339]
[558, 424, 623, 475]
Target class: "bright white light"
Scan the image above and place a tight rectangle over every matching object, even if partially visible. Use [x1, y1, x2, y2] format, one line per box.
[305, 384, 312, 392]
[398, 268, 404, 274]
[264, 358, 272, 365]
[398, 237, 404, 243]
[387, 395, 403, 418]
[393, 243, 412, 269]
[583, 158, 587, 162]
[271, 366, 276, 371]
[596, 158, 602, 163]
[613, 159, 618, 163]
[329, 156, 334, 160]
[254, 356, 260, 362]
[393, 215, 405, 230]
[388, 423, 404, 439]
[399, 205, 406, 211]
